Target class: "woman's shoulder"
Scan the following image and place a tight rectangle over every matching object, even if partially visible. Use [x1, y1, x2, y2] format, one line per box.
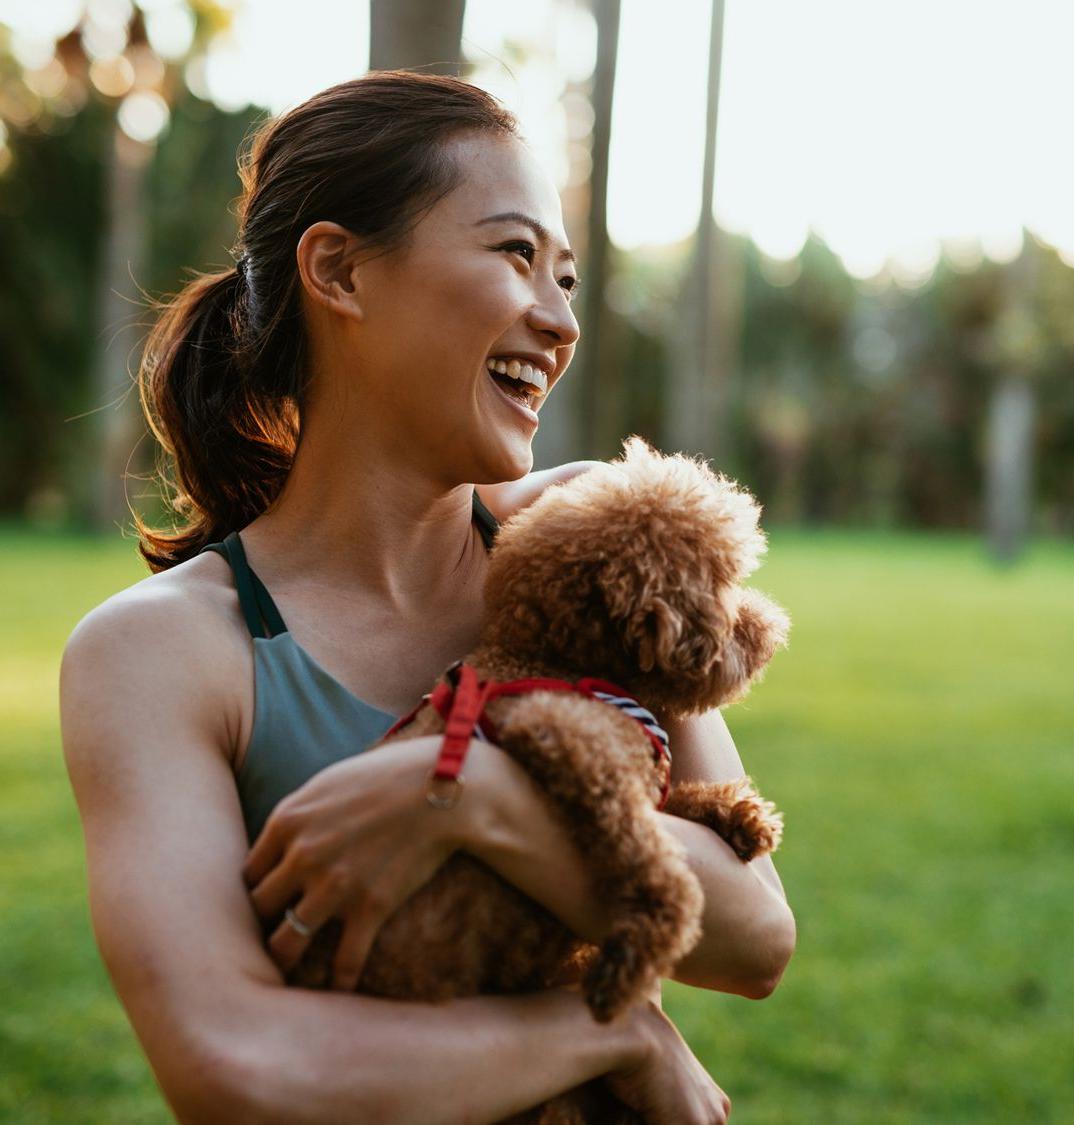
[61, 549, 251, 766]
[475, 459, 604, 523]
[66, 547, 242, 655]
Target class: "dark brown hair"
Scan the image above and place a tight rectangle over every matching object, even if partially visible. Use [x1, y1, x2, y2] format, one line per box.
[136, 71, 519, 572]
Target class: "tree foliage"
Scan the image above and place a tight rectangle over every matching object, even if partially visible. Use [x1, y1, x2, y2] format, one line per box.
[1, 13, 1071, 533]
[0, 17, 258, 521]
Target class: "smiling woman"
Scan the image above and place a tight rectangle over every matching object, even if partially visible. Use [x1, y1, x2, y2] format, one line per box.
[58, 71, 754, 1124]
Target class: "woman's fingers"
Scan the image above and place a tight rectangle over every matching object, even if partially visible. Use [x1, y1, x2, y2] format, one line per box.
[247, 857, 301, 921]
[327, 853, 445, 991]
[242, 807, 292, 889]
[330, 906, 383, 992]
[266, 883, 340, 972]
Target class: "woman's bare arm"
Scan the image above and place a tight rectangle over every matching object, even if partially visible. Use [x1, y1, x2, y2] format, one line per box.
[59, 592, 646, 1125]
[475, 459, 603, 524]
[459, 729, 795, 1000]
[657, 707, 795, 993]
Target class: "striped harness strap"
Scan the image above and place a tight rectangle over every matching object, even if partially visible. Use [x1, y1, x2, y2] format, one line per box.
[384, 660, 673, 810]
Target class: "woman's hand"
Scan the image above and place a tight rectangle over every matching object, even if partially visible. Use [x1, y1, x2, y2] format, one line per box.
[242, 734, 471, 991]
[607, 1000, 732, 1124]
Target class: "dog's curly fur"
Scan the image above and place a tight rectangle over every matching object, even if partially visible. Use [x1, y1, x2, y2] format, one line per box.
[280, 436, 790, 1124]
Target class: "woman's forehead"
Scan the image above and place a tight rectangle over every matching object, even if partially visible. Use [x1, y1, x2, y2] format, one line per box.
[441, 133, 566, 238]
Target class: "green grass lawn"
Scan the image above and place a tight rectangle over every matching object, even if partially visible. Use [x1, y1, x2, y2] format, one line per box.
[2, 525, 1071, 1123]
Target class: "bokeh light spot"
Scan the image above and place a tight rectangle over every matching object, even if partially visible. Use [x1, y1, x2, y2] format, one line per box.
[117, 89, 170, 143]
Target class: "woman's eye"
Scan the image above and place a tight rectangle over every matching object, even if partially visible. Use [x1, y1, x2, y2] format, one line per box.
[501, 242, 580, 299]
[503, 240, 537, 263]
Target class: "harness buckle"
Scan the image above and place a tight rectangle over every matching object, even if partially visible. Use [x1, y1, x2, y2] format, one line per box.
[425, 769, 465, 810]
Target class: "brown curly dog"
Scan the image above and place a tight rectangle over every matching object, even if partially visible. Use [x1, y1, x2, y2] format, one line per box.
[283, 435, 790, 1123]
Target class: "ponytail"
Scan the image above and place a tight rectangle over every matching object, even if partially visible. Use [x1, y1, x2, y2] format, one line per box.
[134, 264, 303, 572]
[135, 71, 519, 571]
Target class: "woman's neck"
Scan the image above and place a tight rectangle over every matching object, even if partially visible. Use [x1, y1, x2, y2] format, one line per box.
[241, 423, 487, 616]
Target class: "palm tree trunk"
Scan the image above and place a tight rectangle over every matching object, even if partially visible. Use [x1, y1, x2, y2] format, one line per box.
[574, 0, 621, 460]
[369, 0, 466, 73]
[90, 124, 152, 532]
[986, 375, 1035, 563]
[666, 0, 737, 464]
[985, 241, 1038, 564]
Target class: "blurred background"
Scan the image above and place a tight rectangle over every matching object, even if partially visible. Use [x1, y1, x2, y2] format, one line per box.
[0, 1, 1070, 1122]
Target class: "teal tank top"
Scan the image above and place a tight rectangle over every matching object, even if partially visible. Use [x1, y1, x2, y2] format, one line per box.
[198, 489, 500, 844]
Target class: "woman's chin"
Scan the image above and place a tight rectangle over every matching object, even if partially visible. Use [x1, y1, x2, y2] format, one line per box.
[496, 445, 534, 481]
[463, 381, 537, 477]
[481, 433, 533, 482]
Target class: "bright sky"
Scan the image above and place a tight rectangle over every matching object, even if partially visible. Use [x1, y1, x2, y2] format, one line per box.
[6, 0, 1074, 280]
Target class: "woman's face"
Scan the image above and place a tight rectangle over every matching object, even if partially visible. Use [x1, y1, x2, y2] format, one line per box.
[351, 131, 582, 485]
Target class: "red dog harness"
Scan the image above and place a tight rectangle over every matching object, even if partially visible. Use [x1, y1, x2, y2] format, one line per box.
[384, 660, 673, 810]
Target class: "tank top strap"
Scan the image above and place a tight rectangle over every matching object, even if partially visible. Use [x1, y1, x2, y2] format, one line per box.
[200, 490, 496, 639]
[198, 532, 288, 639]
[471, 487, 499, 550]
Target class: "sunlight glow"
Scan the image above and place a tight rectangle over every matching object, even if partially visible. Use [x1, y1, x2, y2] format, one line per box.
[144, 3, 195, 61]
[705, 0, 1074, 276]
[4, 0, 1074, 280]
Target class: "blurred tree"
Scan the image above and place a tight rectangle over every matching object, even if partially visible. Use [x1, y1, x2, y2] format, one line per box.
[986, 375, 1035, 560]
[731, 235, 835, 517]
[70, 11, 158, 533]
[3, 4, 1072, 537]
[665, 0, 739, 469]
[370, 0, 465, 73]
[0, 3, 254, 529]
[1029, 244, 1074, 534]
[984, 241, 1039, 563]
[81, 4, 233, 531]
[0, 58, 109, 518]
[573, 0, 621, 460]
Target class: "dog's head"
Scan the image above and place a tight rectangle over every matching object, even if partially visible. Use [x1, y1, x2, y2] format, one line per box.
[482, 436, 788, 716]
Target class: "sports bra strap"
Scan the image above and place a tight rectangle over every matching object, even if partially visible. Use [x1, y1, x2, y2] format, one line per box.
[198, 532, 288, 639]
[199, 489, 497, 640]
[471, 487, 498, 550]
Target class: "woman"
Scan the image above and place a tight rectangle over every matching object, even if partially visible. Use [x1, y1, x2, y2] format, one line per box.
[59, 72, 794, 1123]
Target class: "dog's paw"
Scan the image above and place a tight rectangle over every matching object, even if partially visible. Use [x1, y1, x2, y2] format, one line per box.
[723, 781, 784, 860]
[664, 777, 784, 860]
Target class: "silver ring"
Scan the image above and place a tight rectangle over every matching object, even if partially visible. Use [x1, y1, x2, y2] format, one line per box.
[284, 906, 315, 937]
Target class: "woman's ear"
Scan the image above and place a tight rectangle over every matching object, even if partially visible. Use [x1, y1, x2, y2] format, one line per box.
[296, 221, 365, 323]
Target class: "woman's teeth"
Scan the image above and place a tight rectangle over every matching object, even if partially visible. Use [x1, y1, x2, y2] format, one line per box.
[485, 357, 548, 396]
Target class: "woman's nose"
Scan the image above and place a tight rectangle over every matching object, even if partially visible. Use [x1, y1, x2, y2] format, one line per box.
[527, 285, 581, 348]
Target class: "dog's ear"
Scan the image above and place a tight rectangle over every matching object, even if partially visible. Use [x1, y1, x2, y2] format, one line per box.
[632, 597, 684, 674]
[595, 436, 773, 695]
[610, 578, 736, 680]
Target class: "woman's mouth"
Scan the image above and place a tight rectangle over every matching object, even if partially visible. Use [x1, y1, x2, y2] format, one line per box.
[485, 357, 545, 423]
[485, 357, 549, 397]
